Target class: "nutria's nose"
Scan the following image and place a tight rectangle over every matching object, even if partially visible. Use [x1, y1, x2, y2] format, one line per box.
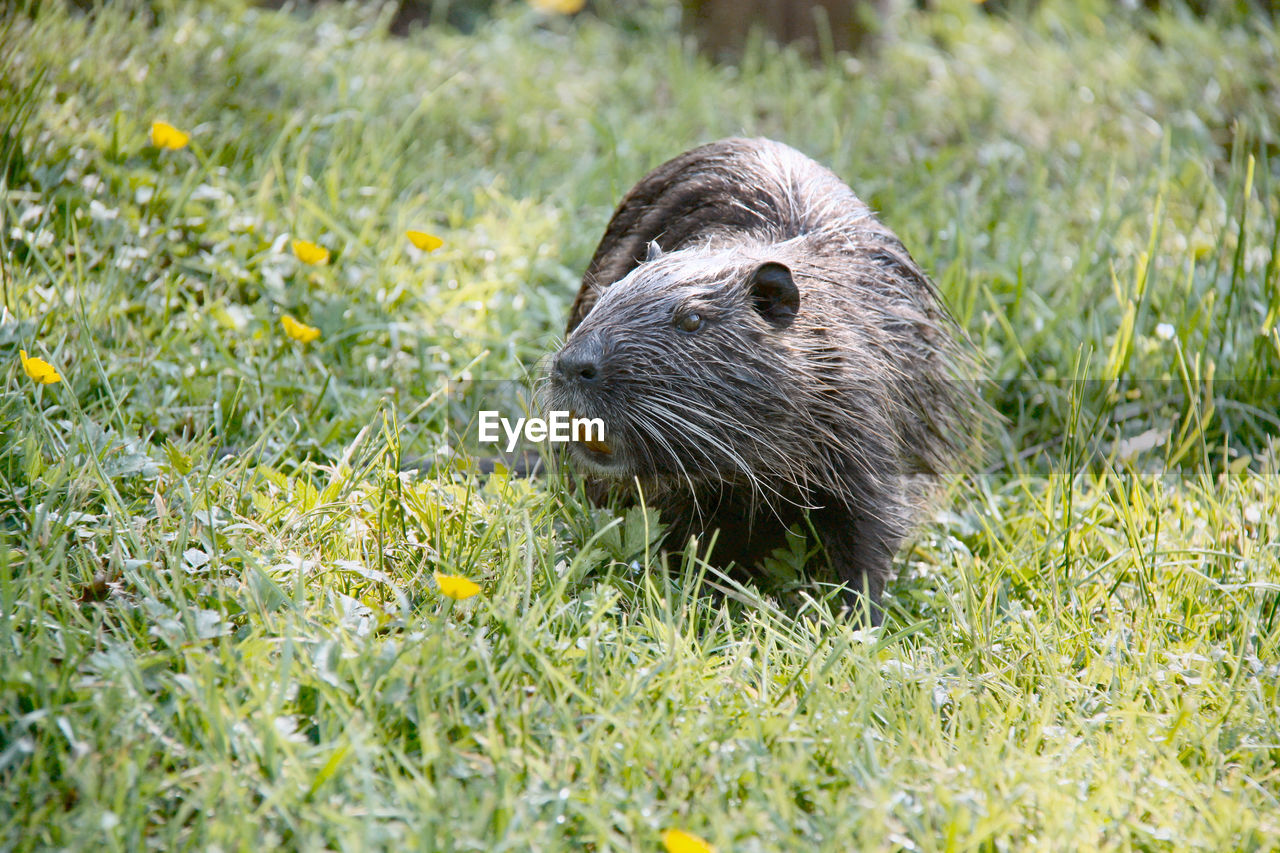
[555, 339, 604, 385]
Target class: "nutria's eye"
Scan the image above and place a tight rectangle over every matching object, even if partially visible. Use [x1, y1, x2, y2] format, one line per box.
[675, 311, 703, 333]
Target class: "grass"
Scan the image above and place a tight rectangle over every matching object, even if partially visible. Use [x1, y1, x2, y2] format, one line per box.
[2, 0, 1279, 849]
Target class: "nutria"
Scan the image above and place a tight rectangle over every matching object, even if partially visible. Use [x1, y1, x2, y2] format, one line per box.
[546, 137, 979, 618]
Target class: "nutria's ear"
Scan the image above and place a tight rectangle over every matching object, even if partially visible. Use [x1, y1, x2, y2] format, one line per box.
[748, 262, 799, 328]
[645, 240, 663, 263]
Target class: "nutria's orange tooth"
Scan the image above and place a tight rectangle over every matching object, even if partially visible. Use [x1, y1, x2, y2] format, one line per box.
[583, 438, 612, 455]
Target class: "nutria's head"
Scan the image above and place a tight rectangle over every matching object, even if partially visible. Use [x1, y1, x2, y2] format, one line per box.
[545, 243, 806, 488]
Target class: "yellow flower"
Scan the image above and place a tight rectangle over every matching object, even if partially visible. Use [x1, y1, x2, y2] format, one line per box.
[406, 230, 444, 252]
[291, 239, 330, 265]
[149, 120, 190, 150]
[662, 829, 714, 853]
[280, 314, 321, 344]
[19, 349, 61, 384]
[434, 571, 481, 601]
[530, 0, 585, 12]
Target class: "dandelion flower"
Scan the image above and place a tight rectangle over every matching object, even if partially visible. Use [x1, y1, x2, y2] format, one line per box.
[530, 0, 585, 13]
[281, 314, 321, 344]
[406, 230, 444, 252]
[291, 239, 330, 265]
[662, 829, 714, 853]
[19, 349, 62, 385]
[149, 120, 190, 150]
[434, 571, 481, 601]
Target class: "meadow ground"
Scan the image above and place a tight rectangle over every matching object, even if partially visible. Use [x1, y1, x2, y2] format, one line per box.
[2, 1, 1279, 849]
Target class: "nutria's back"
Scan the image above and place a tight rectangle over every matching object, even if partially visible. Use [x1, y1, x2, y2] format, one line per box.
[569, 138, 873, 329]
[550, 138, 980, 617]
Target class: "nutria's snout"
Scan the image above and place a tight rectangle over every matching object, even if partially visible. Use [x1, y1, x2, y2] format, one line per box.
[548, 332, 626, 471]
[553, 335, 605, 386]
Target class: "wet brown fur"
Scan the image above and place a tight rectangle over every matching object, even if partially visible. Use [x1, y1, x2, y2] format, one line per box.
[548, 138, 980, 617]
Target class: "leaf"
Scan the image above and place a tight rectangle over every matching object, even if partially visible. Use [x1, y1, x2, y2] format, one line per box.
[307, 742, 352, 799]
